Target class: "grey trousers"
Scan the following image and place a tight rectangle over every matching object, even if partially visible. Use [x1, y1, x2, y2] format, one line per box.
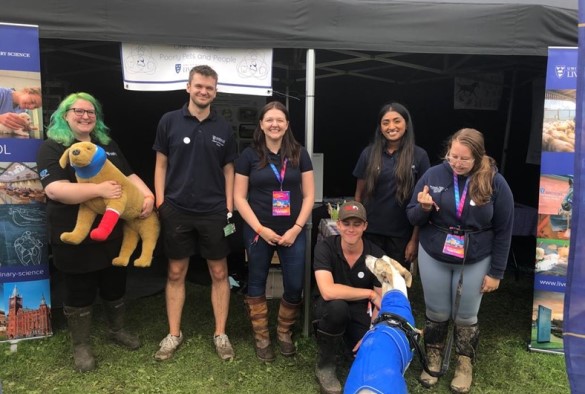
[418, 244, 491, 325]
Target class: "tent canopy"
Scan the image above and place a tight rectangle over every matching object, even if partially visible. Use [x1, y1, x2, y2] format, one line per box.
[2, 0, 577, 56]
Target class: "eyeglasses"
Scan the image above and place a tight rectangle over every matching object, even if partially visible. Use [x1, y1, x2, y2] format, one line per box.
[446, 155, 474, 165]
[67, 108, 96, 117]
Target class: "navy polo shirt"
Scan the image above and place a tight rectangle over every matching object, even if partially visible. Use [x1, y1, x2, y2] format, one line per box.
[153, 104, 237, 214]
[353, 145, 430, 237]
[235, 147, 313, 232]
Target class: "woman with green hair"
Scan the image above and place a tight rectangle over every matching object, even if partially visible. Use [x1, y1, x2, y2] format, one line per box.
[36, 92, 156, 372]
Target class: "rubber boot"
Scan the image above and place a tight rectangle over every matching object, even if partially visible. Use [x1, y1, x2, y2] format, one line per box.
[315, 329, 342, 394]
[64, 305, 96, 372]
[244, 295, 275, 362]
[419, 317, 449, 388]
[277, 298, 301, 356]
[450, 323, 480, 394]
[102, 298, 141, 350]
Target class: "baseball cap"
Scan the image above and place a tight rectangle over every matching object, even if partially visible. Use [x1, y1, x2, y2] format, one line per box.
[338, 201, 367, 221]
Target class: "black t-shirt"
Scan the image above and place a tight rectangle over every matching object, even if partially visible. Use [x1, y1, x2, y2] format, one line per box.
[313, 235, 385, 304]
[36, 138, 133, 247]
[235, 147, 313, 232]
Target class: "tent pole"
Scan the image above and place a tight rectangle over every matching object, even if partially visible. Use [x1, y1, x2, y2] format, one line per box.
[303, 49, 316, 337]
[501, 69, 517, 175]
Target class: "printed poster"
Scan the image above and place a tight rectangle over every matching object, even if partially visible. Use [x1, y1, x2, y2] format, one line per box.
[0, 23, 52, 342]
[121, 44, 273, 95]
[530, 47, 577, 354]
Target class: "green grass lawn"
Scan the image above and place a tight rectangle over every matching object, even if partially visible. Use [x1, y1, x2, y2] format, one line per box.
[0, 269, 569, 393]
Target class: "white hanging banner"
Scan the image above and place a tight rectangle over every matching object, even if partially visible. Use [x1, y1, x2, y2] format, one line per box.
[121, 44, 273, 96]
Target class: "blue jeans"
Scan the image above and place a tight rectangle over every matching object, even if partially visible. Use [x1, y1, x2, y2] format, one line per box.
[244, 224, 306, 303]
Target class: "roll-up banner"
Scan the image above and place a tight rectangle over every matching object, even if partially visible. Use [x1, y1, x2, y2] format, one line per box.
[531, 47, 577, 354]
[120, 44, 273, 96]
[0, 22, 51, 343]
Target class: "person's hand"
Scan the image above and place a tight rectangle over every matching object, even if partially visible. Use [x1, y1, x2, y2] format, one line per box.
[404, 239, 418, 262]
[369, 290, 381, 311]
[99, 181, 122, 199]
[352, 338, 363, 354]
[277, 225, 301, 247]
[481, 275, 500, 293]
[417, 185, 434, 211]
[140, 195, 155, 218]
[0, 112, 30, 130]
[259, 226, 281, 246]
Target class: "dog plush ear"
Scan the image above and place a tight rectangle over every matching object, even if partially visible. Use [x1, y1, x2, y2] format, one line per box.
[59, 148, 71, 169]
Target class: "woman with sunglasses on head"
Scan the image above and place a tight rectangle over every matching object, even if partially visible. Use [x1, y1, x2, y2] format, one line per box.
[406, 128, 514, 393]
[353, 102, 430, 270]
[36, 92, 155, 372]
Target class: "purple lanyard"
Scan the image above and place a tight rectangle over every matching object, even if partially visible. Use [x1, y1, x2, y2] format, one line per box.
[269, 158, 288, 191]
[453, 174, 470, 219]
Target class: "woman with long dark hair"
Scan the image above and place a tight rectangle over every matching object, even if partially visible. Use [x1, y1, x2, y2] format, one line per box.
[353, 102, 430, 268]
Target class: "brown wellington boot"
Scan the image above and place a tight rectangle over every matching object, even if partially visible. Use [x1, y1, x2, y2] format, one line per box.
[419, 317, 449, 388]
[276, 298, 301, 356]
[450, 323, 480, 394]
[244, 295, 275, 362]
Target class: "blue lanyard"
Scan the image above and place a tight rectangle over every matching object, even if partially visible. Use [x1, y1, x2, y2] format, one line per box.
[269, 158, 288, 191]
[453, 174, 470, 219]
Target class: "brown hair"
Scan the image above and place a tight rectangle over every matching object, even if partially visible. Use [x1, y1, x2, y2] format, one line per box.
[252, 101, 301, 168]
[188, 65, 218, 84]
[446, 128, 496, 205]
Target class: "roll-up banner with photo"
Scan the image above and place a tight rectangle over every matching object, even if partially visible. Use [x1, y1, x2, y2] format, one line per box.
[530, 47, 577, 354]
[120, 44, 273, 96]
[0, 22, 51, 342]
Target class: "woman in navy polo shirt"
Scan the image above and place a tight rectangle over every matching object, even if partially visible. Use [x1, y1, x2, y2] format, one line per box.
[353, 102, 430, 269]
[234, 101, 314, 362]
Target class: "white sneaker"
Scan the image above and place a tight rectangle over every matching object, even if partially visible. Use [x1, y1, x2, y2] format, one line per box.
[213, 334, 235, 361]
[154, 332, 183, 361]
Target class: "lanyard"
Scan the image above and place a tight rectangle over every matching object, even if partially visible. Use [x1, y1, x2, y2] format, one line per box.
[453, 174, 470, 219]
[269, 158, 288, 191]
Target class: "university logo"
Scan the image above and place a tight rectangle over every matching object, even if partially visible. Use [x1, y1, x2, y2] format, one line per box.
[175, 64, 181, 74]
[555, 65, 565, 79]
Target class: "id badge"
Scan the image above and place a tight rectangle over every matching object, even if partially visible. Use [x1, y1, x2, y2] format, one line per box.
[223, 222, 236, 237]
[442, 233, 465, 258]
[272, 190, 291, 216]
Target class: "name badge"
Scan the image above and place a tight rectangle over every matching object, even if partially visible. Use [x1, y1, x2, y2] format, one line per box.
[442, 233, 465, 258]
[223, 223, 236, 237]
[272, 190, 291, 216]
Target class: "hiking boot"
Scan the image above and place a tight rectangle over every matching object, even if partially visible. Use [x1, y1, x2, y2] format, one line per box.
[154, 332, 183, 361]
[214, 334, 235, 361]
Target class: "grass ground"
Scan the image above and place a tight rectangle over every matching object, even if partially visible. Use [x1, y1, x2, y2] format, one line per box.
[0, 267, 569, 394]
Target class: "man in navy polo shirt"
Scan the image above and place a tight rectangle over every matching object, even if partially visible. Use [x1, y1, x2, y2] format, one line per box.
[153, 65, 237, 361]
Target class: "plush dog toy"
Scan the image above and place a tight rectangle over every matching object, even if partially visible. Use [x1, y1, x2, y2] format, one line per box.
[344, 255, 416, 394]
[59, 141, 159, 268]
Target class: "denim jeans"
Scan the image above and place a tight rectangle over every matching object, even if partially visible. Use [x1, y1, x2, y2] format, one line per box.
[244, 224, 306, 303]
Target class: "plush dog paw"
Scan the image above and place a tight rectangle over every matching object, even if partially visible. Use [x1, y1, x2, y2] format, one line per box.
[60, 232, 83, 245]
[133, 257, 152, 268]
[112, 257, 130, 267]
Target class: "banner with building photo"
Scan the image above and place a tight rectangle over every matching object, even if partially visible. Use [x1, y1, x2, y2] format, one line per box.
[530, 47, 577, 354]
[0, 23, 51, 342]
[121, 44, 273, 96]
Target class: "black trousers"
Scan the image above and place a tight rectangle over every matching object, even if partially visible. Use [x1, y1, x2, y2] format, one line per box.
[313, 297, 371, 350]
[62, 265, 127, 307]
